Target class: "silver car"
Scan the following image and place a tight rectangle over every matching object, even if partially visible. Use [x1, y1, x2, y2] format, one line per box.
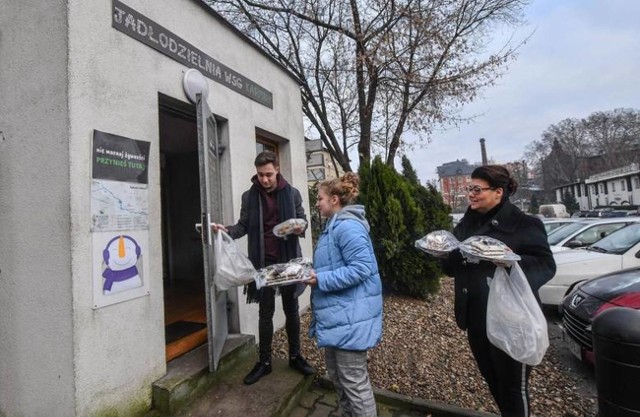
[547, 218, 640, 253]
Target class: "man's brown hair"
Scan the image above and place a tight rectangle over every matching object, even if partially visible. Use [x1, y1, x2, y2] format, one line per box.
[254, 151, 279, 167]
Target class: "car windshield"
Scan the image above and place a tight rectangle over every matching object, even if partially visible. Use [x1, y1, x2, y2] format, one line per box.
[545, 222, 570, 234]
[590, 223, 640, 255]
[547, 222, 591, 245]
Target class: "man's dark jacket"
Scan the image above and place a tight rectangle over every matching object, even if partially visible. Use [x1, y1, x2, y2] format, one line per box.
[226, 174, 306, 302]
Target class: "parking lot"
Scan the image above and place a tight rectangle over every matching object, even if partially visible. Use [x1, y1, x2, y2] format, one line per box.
[544, 306, 598, 416]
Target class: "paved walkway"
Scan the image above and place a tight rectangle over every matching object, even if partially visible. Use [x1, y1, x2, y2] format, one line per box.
[159, 352, 496, 417]
[290, 385, 426, 417]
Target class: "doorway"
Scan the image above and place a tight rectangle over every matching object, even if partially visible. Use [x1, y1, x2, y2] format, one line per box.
[159, 95, 207, 362]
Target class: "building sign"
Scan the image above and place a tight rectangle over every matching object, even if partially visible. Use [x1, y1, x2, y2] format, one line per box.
[112, 0, 273, 108]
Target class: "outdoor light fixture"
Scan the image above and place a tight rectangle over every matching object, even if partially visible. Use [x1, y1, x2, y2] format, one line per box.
[182, 68, 209, 104]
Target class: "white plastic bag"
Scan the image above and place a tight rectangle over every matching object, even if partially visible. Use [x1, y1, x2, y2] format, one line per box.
[213, 231, 256, 291]
[486, 263, 549, 366]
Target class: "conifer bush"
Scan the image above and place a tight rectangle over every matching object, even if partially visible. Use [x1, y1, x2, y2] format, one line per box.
[359, 157, 451, 299]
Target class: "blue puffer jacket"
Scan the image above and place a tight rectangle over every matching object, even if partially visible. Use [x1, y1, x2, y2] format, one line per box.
[309, 205, 383, 350]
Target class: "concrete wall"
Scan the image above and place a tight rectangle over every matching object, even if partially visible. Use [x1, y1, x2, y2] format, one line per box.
[0, 1, 76, 416]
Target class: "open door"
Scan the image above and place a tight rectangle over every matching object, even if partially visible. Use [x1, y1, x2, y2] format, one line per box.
[195, 93, 228, 371]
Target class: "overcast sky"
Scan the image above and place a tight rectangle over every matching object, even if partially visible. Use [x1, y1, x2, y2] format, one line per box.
[411, 0, 640, 185]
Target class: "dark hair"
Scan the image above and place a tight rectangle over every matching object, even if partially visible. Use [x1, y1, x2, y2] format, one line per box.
[254, 151, 279, 168]
[319, 172, 360, 206]
[471, 165, 518, 198]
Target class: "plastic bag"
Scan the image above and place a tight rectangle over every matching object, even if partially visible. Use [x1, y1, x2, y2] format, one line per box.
[213, 231, 256, 291]
[486, 263, 549, 366]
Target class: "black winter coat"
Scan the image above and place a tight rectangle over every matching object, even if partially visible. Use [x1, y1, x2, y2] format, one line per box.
[441, 201, 556, 331]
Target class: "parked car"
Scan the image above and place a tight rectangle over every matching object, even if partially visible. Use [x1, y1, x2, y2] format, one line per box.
[547, 217, 639, 253]
[540, 222, 640, 306]
[560, 267, 640, 365]
[600, 209, 638, 218]
[542, 218, 590, 235]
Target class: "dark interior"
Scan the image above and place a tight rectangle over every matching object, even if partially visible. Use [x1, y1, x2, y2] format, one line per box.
[158, 94, 207, 361]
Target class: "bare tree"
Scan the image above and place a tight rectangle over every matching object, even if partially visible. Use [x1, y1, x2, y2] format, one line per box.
[583, 108, 640, 168]
[525, 108, 640, 184]
[208, 0, 529, 170]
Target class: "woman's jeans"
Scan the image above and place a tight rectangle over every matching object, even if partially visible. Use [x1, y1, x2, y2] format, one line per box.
[324, 347, 377, 417]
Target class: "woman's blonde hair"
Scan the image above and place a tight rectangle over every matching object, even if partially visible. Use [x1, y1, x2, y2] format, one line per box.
[319, 172, 360, 206]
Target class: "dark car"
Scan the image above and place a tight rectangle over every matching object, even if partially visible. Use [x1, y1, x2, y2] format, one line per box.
[561, 267, 640, 365]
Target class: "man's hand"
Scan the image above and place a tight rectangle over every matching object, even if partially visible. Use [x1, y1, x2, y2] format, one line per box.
[292, 224, 304, 236]
[210, 223, 228, 233]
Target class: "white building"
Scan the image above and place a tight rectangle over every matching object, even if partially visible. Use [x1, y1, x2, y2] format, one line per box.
[0, 1, 311, 416]
[553, 163, 640, 209]
[305, 139, 344, 186]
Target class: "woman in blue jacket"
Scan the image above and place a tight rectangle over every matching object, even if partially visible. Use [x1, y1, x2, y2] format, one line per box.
[306, 172, 383, 417]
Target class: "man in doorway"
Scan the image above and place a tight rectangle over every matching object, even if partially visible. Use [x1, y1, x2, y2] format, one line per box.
[211, 151, 315, 385]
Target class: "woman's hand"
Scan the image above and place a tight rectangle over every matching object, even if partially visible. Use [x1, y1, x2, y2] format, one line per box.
[305, 270, 318, 287]
[493, 247, 514, 268]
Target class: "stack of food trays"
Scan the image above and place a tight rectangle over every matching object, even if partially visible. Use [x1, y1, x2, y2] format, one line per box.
[458, 236, 520, 263]
[255, 257, 313, 289]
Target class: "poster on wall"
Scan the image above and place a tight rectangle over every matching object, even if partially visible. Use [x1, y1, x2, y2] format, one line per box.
[91, 130, 151, 308]
[92, 231, 150, 308]
[91, 130, 150, 232]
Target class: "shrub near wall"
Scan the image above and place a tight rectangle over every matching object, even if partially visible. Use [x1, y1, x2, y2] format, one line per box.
[359, 157, 451, 299]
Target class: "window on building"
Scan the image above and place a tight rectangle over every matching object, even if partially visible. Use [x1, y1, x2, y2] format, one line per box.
[621, 180, 626, 191]
[307, 168, 325, 181]
[599, 183, 605, 193]
[635, 177, 640, 189]
[611, 182, 616, 192]
[256, 140, 277, 154]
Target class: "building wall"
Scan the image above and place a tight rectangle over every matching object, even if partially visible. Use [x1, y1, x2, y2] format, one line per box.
[2, 1, 308, 416]
[67, 1, 309, 415]
[440, 175, 472, 211]
[0, 1, 76, 416]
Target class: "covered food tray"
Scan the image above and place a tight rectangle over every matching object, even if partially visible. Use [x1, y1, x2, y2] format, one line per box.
[273, 218, 308, 238]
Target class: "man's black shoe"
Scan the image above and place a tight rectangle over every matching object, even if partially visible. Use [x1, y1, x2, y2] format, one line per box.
[289, 355, 315, 376]
[243, 362, 272, 385]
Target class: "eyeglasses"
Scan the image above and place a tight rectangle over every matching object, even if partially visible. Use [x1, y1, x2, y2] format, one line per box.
[466, 185, 495, 195]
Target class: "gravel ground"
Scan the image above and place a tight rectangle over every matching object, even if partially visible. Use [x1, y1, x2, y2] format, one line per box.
[273, 279, 598, 416]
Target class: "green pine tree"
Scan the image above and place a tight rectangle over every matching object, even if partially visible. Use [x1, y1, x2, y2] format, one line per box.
[562, 191, 580, 214]
[529, 193, 540, 214]
[359, 157, 451, 299]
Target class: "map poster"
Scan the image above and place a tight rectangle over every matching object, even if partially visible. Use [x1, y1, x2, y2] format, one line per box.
[91, 130, 150, 232]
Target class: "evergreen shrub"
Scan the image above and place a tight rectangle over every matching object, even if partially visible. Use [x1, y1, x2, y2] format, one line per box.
[359, 157, 451, 299]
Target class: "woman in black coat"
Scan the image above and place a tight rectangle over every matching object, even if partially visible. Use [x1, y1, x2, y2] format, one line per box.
[441, 165, 556, 417]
